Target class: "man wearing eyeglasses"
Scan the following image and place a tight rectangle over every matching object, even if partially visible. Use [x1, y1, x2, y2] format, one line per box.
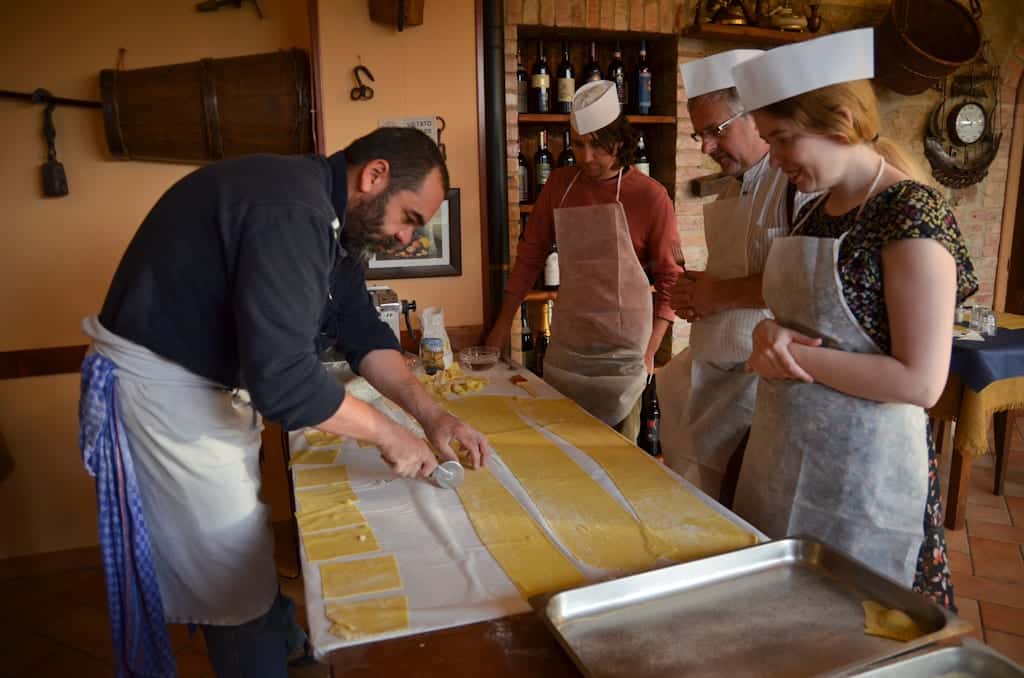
[658, 50, 816, 503]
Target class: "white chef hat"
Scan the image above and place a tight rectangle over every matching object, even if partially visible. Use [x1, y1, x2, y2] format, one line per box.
[679, 49, 764, 99]
[570, 81, 620, 135]
[732, 29, 874, 112]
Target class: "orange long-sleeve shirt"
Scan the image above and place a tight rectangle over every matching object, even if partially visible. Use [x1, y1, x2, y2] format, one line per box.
[507, 166, 682, 322]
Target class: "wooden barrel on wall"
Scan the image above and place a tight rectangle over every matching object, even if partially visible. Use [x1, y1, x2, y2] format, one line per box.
[100, 49, 313, 164]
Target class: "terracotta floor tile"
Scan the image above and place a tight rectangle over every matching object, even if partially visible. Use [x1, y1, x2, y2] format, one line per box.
[955, 596, 984, 641]
[16, 644, 115, 678]
[949, 549, 973, 576]
[1008, 496, 1024, 525]
[968, 504, 1013, 525]
[984, 629, 1024, 665]
[968, 521, 1024, 545]
[970, 537, 1024, 582]
[980, 601, 1024, 637]
[34, 603, 114, 661]
[968, 490, 1008, 509]
[953, 573, 1024, 608]
[947, 528, 971, 554]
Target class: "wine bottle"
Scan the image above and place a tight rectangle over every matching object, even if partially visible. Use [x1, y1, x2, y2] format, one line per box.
[557, 129, 576, 167]
[534, 130, 553, 197]
[580, 41, 602, 84]
[635, 133, 651, 177]
[637, 376, 661, 456]
[520, 303, 536, 373]
[516, 48, 528, 113]
[536, 301, 552, 378]
[636, 40, 652, 115]
[517, 151, 530, 203]
[608, 41, 628, 111]
[530, 41, 551, 114]
[556, 42, 575, 114]
[544, 242, 559, 291]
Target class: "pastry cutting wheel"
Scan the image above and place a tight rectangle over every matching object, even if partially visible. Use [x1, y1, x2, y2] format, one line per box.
[429, 460, 464, 489]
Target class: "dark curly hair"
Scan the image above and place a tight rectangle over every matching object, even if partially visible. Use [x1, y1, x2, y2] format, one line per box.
[588, 114, 639, 168]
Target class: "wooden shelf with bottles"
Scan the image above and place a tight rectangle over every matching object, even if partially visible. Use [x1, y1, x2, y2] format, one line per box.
[512, 27, 679, 225]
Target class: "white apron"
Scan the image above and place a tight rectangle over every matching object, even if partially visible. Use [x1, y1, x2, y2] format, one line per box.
[543, 169, 653, 426]
[734, 162, 929, 586]
[83, 315, 279, 625]
[660, 158, 789, 497]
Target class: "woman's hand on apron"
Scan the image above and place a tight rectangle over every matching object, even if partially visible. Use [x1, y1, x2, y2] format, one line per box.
[422, 410, 489, 470]
[378, 424, 443, 478]
[745, 319, 821, 382]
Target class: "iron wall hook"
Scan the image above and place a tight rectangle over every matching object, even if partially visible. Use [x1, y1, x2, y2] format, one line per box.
[351, 65, 375, 101]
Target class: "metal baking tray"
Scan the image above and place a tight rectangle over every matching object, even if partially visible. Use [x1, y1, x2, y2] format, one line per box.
[853, 639, 1024, 677]
[534, 538, 972, 678]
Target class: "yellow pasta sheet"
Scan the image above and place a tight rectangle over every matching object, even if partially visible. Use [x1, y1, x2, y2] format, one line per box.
[289, 449, 339, 467]
[303, 430, 345, 447]
[296, 502, 365, 535]
[304, 524, 379, 562]
[320, 555, 402, 600]
[488, 427, 661, 573]
[326, 595, 409, 640]
[294, 465, 350, 488]
[545, 422, 757, 561]
[295, 485, 359, 512]
[456, 466, 583, 598]
[443, 396, 531, 435]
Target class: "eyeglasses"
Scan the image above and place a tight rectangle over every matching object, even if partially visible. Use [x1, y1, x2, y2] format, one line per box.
[690, 110, 745, 144]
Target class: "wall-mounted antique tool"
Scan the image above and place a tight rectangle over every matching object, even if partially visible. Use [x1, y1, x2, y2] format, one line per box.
[34, 89, 69, 197]
[351, 65, 375, 101]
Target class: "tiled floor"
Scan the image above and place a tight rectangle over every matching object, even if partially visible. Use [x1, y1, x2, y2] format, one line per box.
[2, 420, 1022, 677]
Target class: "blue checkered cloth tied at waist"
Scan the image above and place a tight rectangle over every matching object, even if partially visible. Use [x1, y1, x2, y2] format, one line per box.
[79, 353, 176, 677]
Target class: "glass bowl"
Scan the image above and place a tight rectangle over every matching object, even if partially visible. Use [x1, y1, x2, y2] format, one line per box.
[458, 346, 500, 373]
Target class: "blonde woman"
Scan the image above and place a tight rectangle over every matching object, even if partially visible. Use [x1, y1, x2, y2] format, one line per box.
[731, 30, 977, 609]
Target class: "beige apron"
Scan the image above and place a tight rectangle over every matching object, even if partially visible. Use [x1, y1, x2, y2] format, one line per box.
[734, 161, 928, 586]
[543, 169, 653, 426]
[660, 158, 788, 497]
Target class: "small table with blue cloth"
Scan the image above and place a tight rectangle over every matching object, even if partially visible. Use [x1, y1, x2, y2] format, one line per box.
[928, 312, 1024, 530]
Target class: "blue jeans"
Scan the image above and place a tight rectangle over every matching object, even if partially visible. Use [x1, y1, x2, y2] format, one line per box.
[201, 593, 307, 678]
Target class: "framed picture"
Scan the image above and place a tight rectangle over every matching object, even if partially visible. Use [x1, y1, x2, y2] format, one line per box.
[366, 188, 462, 279]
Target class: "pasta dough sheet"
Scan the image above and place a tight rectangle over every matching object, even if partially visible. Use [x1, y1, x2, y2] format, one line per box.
[545, 424, 757, 561]
[295, 465, 350, 488]
[456, 465, 584, 598]
[443, 396, 531, 435]
[295, 485, 359, 512]
[304, 524, 379, 562]
[326, 595, 409, 640]
[296, 502, 365, 534]
[303, 430, 345, 447]
[862, 601, 925, 642]
[289, 449, 339, 467]
[321, 555, 402, 600]
[487, 427, 661, 573]
[512, 397, 598, 429]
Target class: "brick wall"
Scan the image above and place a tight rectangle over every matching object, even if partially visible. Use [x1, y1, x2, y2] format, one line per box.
[505, 0, 1024, 354]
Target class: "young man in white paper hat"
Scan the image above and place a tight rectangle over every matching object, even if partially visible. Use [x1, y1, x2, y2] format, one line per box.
[485, 81, 680, 440]
[731, 29, 976, 609]
[658, 49, 815, 503]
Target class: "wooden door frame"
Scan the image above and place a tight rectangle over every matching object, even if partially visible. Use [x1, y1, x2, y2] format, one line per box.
[994, 68, 1024, 312]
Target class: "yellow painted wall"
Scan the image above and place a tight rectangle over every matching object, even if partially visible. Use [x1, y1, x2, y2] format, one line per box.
[0, 0, 311, 558]
[315, 0, 485, 330]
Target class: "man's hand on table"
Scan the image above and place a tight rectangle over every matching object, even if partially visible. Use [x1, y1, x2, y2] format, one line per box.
[422, 409, 488, 469]
[377, 422, 441, 478]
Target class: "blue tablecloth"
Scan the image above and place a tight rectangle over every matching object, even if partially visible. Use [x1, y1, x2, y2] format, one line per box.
[951, 327, 1024, 392]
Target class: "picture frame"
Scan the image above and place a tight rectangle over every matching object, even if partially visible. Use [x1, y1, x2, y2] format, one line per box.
[365, 188, 462, 279]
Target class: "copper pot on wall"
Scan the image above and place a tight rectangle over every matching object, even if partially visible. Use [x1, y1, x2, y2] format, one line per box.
[875, 0, 982, 95]
[369, 0, 425, 31]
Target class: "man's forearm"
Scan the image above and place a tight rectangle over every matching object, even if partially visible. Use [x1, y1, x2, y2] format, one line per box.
[358, 348, 443, 425]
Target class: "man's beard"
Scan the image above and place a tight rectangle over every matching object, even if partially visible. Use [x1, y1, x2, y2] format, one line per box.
[342, 190, 394, 260]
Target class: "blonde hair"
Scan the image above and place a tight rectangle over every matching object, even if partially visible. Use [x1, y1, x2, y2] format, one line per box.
[761, 79, 926, 183]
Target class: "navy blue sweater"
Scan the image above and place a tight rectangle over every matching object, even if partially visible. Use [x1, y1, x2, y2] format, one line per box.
[99, 152, 400, 430]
